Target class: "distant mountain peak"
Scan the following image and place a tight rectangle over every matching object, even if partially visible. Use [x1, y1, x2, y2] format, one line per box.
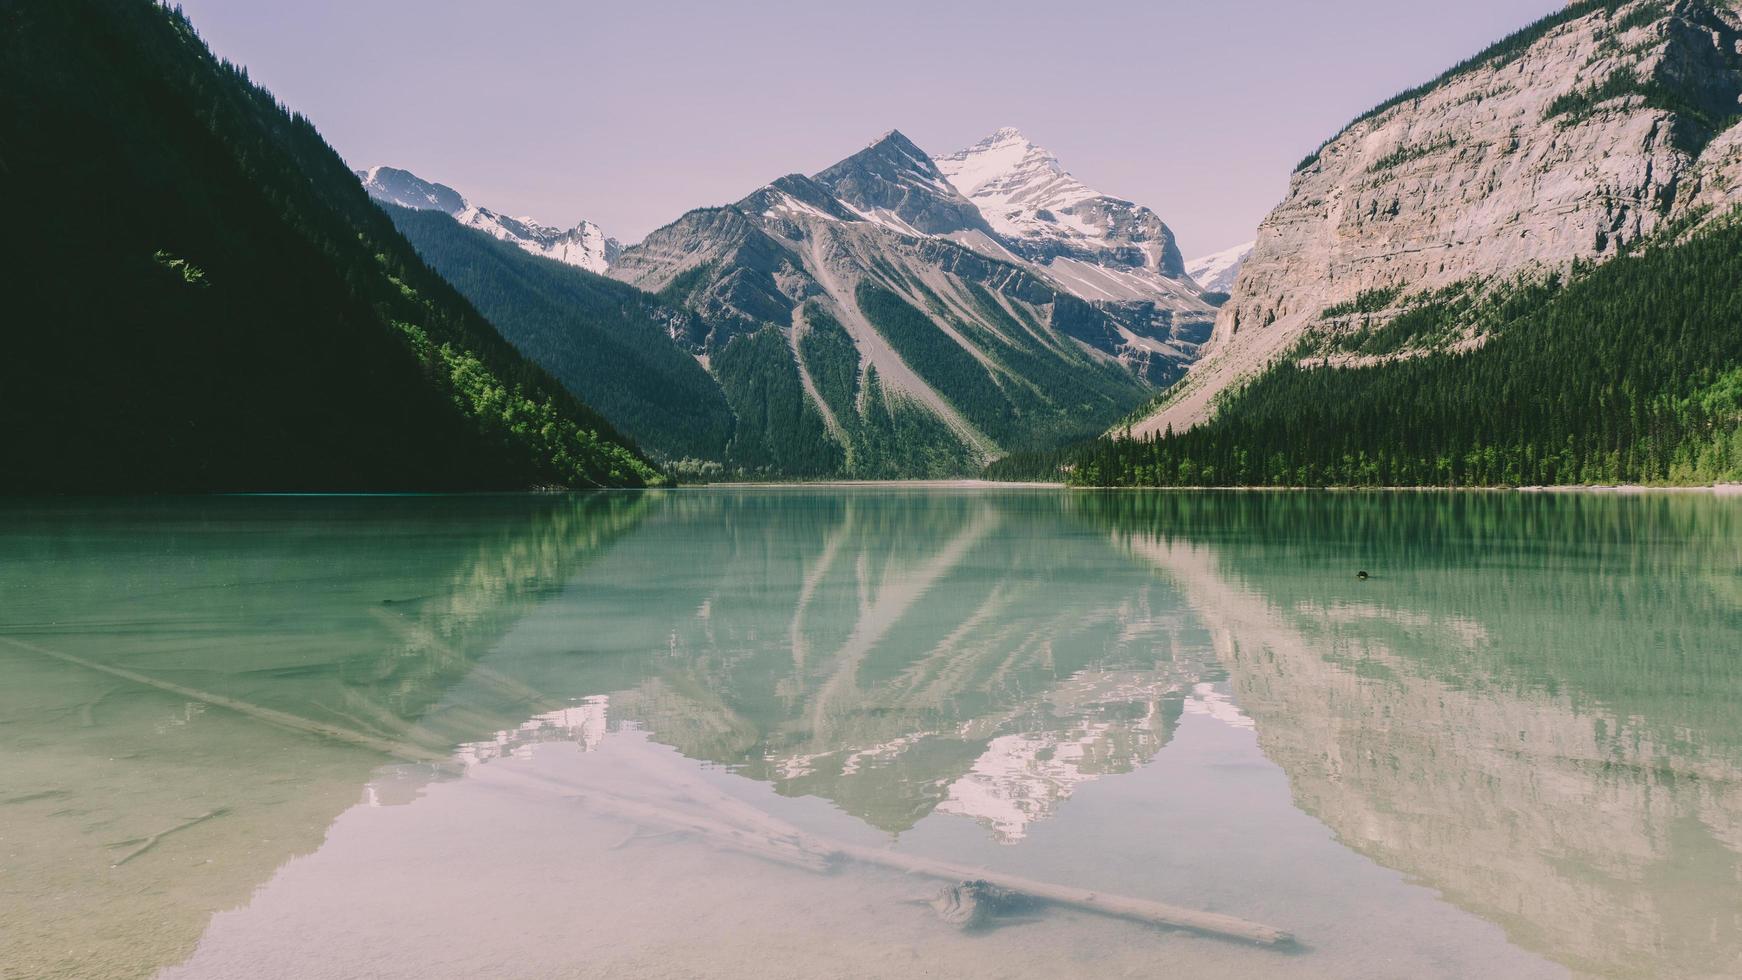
[813, 129, 991, 237]
[358, 165, 620, 274]
[356, 166, 468, 215]
[869, 128, 919, 150]
[830, 129, 954, 185]
[935, 130, 1195, 297]
[1186, 241, 1254, 295]
[936, 129, 1069, 201]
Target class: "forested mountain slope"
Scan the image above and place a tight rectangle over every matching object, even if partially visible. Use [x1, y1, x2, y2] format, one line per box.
[0, 0, 659, 491]
[384, 206, 733, 468]
[1056, 0, 1742, 487]
[1133, 0, 1742, 440]
[1071, 212, 1742, 486]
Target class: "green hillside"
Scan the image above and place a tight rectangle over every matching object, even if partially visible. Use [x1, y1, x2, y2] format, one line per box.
[384, 206, 733, 466]
[0, 0, 659, 491]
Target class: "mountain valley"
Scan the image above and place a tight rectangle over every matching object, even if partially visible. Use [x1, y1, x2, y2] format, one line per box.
[373, 128, 1219, 478]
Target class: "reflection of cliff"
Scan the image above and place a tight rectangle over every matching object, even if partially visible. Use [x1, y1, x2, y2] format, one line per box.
[1107, 494, 1742, 980]
[531, 491, 1213, 838]
[0, 494, 649, 980]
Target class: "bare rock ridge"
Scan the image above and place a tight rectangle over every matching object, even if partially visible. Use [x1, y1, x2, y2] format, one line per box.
[1135, 0, 1742, 438]
[358, 166, 621, 274]
[815, 129, 997, 239]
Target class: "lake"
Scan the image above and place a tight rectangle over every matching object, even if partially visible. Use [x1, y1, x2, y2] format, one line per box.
[1, 489, 1738, 979]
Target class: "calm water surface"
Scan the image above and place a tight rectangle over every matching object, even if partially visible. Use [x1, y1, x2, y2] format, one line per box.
[1, 489, 1738, 979]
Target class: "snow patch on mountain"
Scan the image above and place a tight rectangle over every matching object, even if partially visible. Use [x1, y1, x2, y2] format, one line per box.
[1186, 241, 1254, 295]
[934, 129, 1199, 305]
[357, 166, 620, 274]
[935, 128, 1098, 237]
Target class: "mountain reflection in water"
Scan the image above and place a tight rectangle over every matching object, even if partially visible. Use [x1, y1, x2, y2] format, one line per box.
[1081, 491, 1742, 979]
[1, 489, 1737, 978]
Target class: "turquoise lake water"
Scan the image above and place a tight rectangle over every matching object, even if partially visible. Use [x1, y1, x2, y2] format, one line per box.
[1, 489, 1738, 978]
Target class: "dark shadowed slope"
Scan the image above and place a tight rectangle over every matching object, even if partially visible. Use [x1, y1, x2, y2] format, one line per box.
[0, 0, 659, 491]
[384, 205, 733, 466]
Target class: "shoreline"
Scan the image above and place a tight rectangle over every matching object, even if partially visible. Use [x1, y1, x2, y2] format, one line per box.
[686, 479, 1061, 490]
[1059, 483, 1742, 494]
[689, 481, 1742, 494]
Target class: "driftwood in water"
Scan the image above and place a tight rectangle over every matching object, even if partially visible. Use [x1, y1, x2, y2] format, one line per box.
[0, 636, 448, 763]
[924, 879, 1033, 930]
[564, 787, 831, 872]
[4, 636, 1292, 946]
[108, 807, 230, 866]
[826, 840, 1292, 946]
[500, 757, 1296, 948]
[484, 765, 829, 872]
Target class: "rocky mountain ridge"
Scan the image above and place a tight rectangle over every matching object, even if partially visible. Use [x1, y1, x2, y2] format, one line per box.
[1135, 0, 1742, 438]
[609, 131, 1167, 474]
[358, 166, 621, 274]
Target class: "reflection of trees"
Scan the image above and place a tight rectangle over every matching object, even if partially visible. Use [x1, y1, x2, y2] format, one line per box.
[0, 493, 650, 980]
[1086, 491, 1742, 979]
[577, 492, 1203, 839]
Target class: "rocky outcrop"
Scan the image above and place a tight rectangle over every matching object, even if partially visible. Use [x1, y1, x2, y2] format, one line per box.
[1136, 0, 1742, 437]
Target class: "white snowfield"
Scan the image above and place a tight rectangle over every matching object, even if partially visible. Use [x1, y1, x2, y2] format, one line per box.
[357, 165, 621, 274]
[1185, 240, 1254, 295]
[936, 128, 1207, 307]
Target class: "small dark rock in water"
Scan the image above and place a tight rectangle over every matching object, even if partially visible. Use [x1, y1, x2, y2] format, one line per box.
[1357, 570, 1370, 580]
[928, 880, 1032, 930]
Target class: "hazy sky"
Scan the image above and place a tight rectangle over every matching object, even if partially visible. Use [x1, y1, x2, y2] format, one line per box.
[178, 0, 1562, 256]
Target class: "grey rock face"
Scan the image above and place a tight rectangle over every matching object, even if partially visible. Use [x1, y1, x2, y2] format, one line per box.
[814, 130, 997, 238]
[609, 206, 812, 351]
[1136, 0, 1742, 437]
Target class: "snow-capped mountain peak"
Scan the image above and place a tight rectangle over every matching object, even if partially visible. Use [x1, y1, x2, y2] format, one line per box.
[813, 129, 993, 238]
[934, 129, 1195, 304]
[935, 128, 1075, 208]
[1185, 241, 1254, 295]
[358, 166, 467, 215]
[357, 166, 620, 274]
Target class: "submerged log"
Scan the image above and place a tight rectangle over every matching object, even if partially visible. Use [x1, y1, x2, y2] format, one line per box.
[5, 636, 1293, 947]
[498, 761, 1295, 947]
[0, 636, 447, 763]
[825, 841, 1293, 946]
[108, 807, 230, 866]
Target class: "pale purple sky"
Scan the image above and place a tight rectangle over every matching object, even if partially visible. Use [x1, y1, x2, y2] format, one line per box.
[178, 0, 1562, 256]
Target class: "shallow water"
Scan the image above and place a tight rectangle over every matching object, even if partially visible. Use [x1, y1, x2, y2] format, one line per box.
[1, 489, 1738, 979]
